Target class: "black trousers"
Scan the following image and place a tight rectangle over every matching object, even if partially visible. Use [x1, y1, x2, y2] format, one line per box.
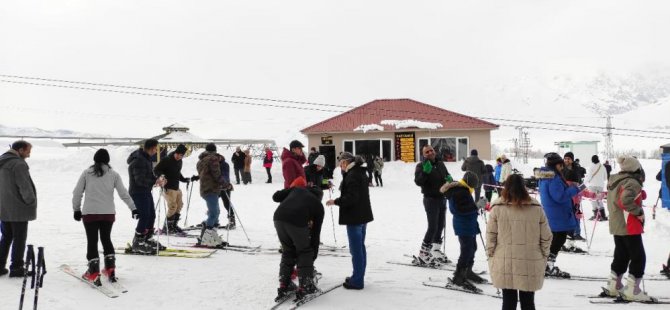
[374, 171, 383, 186]
[220, 190, 234, 218]
[367, 171, 373, 184]
[611, 235, 646, 278]
[423, 197, 446, 245]
[502, 289, 535, 310]
[0, 221, 28, 270]
[457, 235, 477, 268]
[265, 167, 272, 182]
[549, 231, 569, 256]
[485, 190, 493, 203]
[234, 167, 242, 184]
[274, 221, 314, 281]
[84, 221, 114, 260]
[474, 185, 482, 203]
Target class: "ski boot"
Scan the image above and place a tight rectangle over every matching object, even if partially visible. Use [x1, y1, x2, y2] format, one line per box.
[466, 265, 487, 284]
[275, 273, 298, 302]
[8, 266, 28, 278]
[102, 254, 117, 282]
[296, 275, 318, 300]
[661, 264, 670, 279]
[226, 215, 236, 230]
[130, 233, 158, 255]
[598, 209, 608, 221]
[588, 210, 598, 221]
[451, 266, 482, 293]
[602, 271, 623, 297]
[82, 258, 102, 286]
[621, 274, 655, 302]
[197, 227, 227, 248]
[172, 213, 185, 234]
[145, 230, 167, 251]
[545, 254, 570, 278]
[430, 242, 451, 264]
[412, 242, 433, 266]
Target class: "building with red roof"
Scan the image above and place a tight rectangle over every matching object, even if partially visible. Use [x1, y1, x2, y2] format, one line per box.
[301, 98, 498, 170]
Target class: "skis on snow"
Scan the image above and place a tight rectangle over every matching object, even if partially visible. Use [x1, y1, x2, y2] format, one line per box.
[59, 264, 121, 298]
[114, 243, 218, 258]
[422, 278, 501, 299]
[576, 287, 670, 301]
[269, 283, 342, 310]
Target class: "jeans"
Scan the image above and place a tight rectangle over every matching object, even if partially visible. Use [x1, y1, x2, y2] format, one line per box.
[573, 202, 582, 236]
[203, 194, 220, 227]
[502, 289, 535, 310]
[423, 197, 446, 244]
[457, 235, 477, 269]
[131, 192, 155, 234]
[611, 235, 646, 278]
[347, 224, 367, 288]
[84, 221, 114, 260]
[0, 221, 28, 270]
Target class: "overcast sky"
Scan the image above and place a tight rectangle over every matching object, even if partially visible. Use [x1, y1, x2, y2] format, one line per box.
[1, 0, 669, 151]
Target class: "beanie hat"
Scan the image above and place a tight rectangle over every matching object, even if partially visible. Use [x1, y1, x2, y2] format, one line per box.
[314, 155, 326, 167]
[205, 143, 217, 152]
[563, 152, 575, 160]
[470, 149, 478, 156]
[289, 140, 304, 149]
[545, 152, 564, 167]
[290, 176, 307, 188]
[339, 152, 355, 163]
[591, 155, 599, 164]
[93, 149, 110, 164]
[462, 171, 479, 189]
[617, 155, 641, 173]
[175, 144, 187, 155]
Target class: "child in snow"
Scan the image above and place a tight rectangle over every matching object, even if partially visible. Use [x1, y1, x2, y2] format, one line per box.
[440, 171, 486, 292]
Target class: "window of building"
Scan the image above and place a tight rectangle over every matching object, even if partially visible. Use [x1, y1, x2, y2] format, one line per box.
[418, 137, 469, 162]
[344, 140, 353, 154]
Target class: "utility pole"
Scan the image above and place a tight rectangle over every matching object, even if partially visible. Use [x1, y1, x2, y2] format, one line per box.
[604, 114, 614, 162]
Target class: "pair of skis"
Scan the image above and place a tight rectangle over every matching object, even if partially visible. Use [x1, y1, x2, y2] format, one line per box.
[59, 264, 126, 298]
[579, 287, 670, 305]
[270, 283, 343, 310]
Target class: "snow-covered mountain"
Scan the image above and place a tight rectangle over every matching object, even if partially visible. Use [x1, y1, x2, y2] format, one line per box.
[0, 124, 107, 138]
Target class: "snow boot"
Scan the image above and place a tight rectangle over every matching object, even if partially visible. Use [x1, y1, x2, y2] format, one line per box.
[621, 274, 654, 302]
[589, 210, 598, 221]
[82, 258, 101, 285]
[466, 265, 487, 284]
[275, 275, 297, 302]
[131, 232, 158, 255]
[451, 266, 482, 293]
[430, 242, 451, 264]
[102, 254, 117, 281]
[545, 254, 570, 278]
[144, 230, 167, 251]
[603, 271, 623, 297]
[198, 227, 226, 248]
[296, 275, 318, 299]
[413, 242, 433, 266]
[598, 209, 608, 221]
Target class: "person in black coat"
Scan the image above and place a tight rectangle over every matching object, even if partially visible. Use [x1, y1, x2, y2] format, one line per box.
[273, 177, 324, 300]
[562, 152, 585, 240]
[153, 145, 190, 233]
[414, 145, 452, 265]
[231, 147, 246, 185]
[326, 152, 374, 290]
[304, 155, 330, 201]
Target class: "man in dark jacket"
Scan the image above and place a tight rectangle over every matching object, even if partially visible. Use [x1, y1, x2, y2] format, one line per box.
[231, 147, 246, 185]
[219, 155, 235, 229]
[304, 155, 329, 201]
[128, 139, 163, 253]
[273, 176, 324, 300]
[414, 145, 452, 265]
[326, 152, 374, 290]
[0, 141, 36, 277]
[153, 144, 190, 234]
[563, 152, 585, 241]
[461, 149, 487, 203]
[282, 140, 307, 189]
[604, 160, 612, 180]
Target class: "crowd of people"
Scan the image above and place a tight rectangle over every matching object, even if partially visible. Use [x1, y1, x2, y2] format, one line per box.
[1, 139, 669, 308]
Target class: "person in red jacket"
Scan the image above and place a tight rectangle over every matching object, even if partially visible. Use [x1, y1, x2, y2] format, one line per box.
[263, 147, 274, 184]
[282, 141, 307, 189]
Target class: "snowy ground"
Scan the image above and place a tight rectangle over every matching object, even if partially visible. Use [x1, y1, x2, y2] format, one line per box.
[0, 143, 668, 309]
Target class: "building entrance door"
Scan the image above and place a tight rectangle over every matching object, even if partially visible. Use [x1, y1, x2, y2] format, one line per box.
[319, 145, 336, 179]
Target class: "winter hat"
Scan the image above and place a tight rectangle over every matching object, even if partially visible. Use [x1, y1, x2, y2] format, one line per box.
[290, 176, 307, 188]
[462, 171, 479, 189]
[314, 155, 326, 167]
[289, 140, 304, 149]
[563, 152, 575, 161]
[591, 155, 600, 164]
[544, 152, 564, 167]
[175, 144, 187, 155]
[205, 143, 217, 152]
[617, 155, 641, 173]
[470, 149, 478, 156]
[93, 149, 110, 164]
[339, 152, 355, 163]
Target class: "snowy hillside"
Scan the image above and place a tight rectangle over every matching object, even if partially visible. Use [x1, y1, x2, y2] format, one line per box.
[0, 144, 668, 309]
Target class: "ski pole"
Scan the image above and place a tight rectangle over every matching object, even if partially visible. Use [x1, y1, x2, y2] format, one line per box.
[443, 197, 447, 257]
[33, 247, 46, 310]
[587, 208, 600, 251]
[155, 187, 164, 253]
[162, 192, 170, 247]
[328, 187, 337, 246]
[223, 191, 252, 245]
[652, 196, 660, 220]
[184, 181, 194, 227]
[225, 191, 231, 245]
[19, 245, 35, 310]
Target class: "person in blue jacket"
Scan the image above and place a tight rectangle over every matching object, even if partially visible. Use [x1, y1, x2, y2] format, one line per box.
[441, 171, 486, 292]
[494, 157, 503, 194]
[536, 152, 583, 278]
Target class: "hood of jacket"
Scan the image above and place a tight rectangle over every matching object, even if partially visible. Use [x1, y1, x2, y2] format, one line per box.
[0, 150, 21, 169]
[607, 172, 642, 191]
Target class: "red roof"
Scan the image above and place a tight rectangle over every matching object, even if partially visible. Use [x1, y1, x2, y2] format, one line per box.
[301, 99, 498, 134]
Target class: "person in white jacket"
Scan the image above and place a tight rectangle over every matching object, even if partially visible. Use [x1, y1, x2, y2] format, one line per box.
[498, 155, 513, 184]
[72, 149, 137, 284]
[585, 155, 608, 221]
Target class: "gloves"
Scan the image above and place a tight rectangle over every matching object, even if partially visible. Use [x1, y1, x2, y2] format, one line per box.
[73, 211, 82, 222]
[422, 160, 433, 174]
[191, 175, 200, 182]
[132, 209, 139, 219]
[446, 175, 453, 183]
[227, 183, 234, 191]
[578, 184, 587, 191]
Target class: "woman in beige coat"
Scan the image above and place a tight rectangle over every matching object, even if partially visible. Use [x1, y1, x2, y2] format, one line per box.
[486, 174, 553, 310]
[242, 149, 252, 184]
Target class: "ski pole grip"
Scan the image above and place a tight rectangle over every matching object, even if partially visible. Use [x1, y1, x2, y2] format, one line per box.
[37, 247, 46, 287]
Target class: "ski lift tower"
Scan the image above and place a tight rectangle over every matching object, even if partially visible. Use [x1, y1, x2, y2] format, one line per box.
[604, 114, 614, 161]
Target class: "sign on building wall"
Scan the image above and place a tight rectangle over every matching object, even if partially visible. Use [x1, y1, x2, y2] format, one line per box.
[321, 136, 333, 145]
[395, 132, 416, 162]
